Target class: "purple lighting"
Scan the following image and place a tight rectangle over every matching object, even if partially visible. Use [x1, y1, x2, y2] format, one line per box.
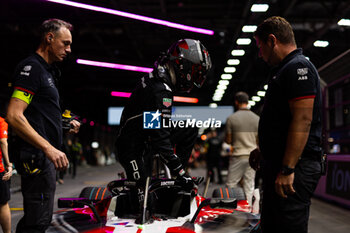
[110, 91, 199, 104]
[111, 91, 132, 98]
[76, 59, 153, 73]
[47, 0, 214, 35]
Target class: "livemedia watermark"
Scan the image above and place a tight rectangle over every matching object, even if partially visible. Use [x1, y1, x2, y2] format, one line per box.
[143, 110, 222, 129]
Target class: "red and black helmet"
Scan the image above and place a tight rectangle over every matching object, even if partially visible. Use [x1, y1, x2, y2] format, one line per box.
[167, 39, 212, 92]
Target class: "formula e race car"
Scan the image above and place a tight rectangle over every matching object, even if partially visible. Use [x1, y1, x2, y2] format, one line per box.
[47, 176, 260, 233]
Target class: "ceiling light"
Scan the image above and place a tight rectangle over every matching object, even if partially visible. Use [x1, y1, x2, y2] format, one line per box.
[219, 80, 230, 85]
[77, 59, 153, 73]
[248, 101, 256, 106]
[257, 91, 266, 97]
[216, 85, 227, 90]
[231, 50, 245, 56]
[214, 90, 225, 95]
[221, 74, 232, 80]
[212, 95, 222, 99]
[251, 4, 269, 12]
[313, 40, 329, 47]
[209, 103, 218, 108]
[224, 67, 236, 73]
[215, 89, 225, 94]
[264, 85, 268, 90]
[338, 19, 350, 26]
[236, 38, 251, 45]
[214, 93, 223, 99]
[252, 96, 261, 102]
[242, 25, 257, 32]
[47, 0, 214, 35]
[212, 96, 222, 102]
[227, 59, 240, 65]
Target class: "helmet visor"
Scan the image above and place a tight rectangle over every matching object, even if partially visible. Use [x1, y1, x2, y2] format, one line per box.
[192, 64, 207, 88]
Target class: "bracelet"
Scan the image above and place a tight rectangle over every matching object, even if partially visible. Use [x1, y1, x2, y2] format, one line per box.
[280, 165, 295, 175]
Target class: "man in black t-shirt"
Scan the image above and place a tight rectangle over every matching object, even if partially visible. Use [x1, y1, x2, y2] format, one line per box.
[7, 19, 80, 233]
[250, 17, 323, 233]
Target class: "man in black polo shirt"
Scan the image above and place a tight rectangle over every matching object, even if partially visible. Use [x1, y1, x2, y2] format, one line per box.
[250, 16, 323, 233]
[7, 19, 80, 233]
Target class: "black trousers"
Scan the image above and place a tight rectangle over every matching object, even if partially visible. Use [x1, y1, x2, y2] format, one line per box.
[261, 157, 321, 233]
[16, 159, 56, 233]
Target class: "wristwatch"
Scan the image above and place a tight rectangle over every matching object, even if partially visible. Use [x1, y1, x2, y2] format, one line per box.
[280, 165, 295, 175]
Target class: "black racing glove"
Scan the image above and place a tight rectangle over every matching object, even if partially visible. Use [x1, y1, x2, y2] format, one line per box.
[176, 173, 194, 190]
[161, 154, 185, 176]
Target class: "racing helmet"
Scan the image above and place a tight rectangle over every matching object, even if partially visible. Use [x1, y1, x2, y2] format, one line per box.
[167, 39, 212, 92]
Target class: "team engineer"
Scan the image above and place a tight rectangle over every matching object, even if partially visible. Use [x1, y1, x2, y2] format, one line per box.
[250, 16, 323, 233]
[7, 19, 80, 233]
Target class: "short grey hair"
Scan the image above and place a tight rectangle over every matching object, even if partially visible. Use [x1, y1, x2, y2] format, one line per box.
[39, 18, 73, 42]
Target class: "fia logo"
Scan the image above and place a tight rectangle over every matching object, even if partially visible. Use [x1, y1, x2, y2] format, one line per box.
[143, 110, 161, 129]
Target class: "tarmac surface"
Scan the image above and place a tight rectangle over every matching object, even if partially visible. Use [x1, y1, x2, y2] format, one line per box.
[8, 162, 350, 233]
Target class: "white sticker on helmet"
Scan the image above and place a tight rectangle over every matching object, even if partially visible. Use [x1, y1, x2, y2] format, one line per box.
[194, 40, 203, 61]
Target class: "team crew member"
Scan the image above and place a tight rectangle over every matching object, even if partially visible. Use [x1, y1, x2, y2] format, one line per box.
[250, 16, 323, 233]
[7, 19, 80, 233]
[0, 116, 12, 233]
[225, 92, 259, 208]
[116, 39, 211, 212]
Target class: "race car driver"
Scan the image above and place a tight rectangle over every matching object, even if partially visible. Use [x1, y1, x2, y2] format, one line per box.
[116, 39, 211, 213]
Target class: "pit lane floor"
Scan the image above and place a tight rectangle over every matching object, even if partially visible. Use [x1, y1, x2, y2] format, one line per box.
[8, 162, 350, 233]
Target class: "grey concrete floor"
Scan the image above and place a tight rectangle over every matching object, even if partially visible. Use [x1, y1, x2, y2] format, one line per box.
[7, 162, 350, 233]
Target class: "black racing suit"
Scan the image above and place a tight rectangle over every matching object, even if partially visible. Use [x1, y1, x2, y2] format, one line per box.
[116, 66, 196, 185]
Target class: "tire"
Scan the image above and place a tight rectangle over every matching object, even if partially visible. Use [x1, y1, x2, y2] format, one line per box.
[212, 187, 246, 200]
[79, 187, 111, 201]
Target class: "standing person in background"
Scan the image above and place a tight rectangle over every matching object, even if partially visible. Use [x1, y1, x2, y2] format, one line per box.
[71, 137, 82, 178]
[57, 135, 73, 184]
[251, 16, 323, 233]
[205, 129, 223, 184]
[0, 116, 12, 233]
[6, 19, 80, 233]
[225, 92, 259, 207]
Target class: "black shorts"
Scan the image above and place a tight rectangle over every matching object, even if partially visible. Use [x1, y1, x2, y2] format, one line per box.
[0, 171, 11, 204]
